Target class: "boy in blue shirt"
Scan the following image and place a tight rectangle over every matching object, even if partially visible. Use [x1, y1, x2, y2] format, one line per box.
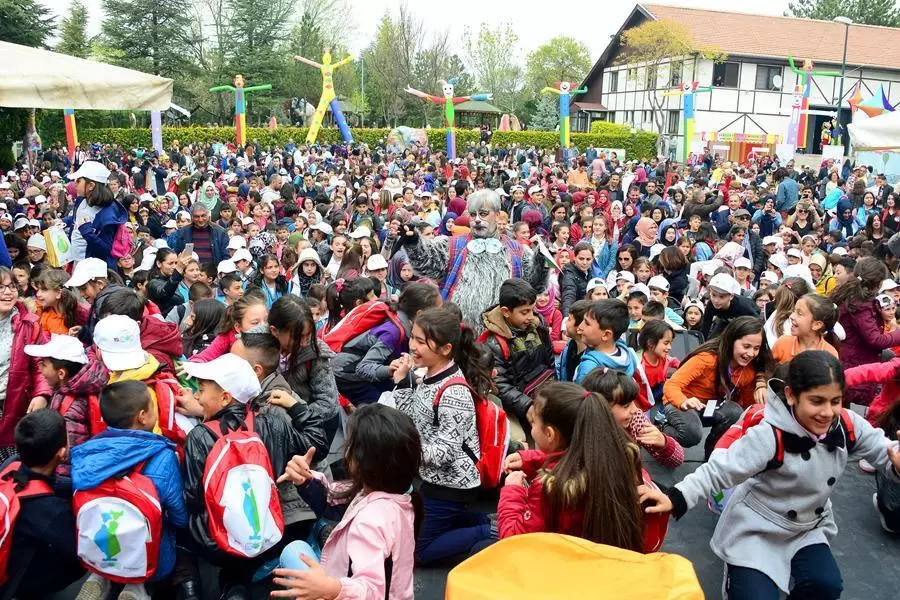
[72, 380, 190, 600]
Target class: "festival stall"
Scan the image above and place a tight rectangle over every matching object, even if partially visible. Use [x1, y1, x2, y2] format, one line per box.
[699, 132, 784, 163]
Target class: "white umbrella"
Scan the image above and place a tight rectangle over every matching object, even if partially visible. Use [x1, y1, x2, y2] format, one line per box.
[0, 41, 173, 110]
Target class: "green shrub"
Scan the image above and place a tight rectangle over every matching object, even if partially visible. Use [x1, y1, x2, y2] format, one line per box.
[79, 126, 481, 155]
[0, 145, 14, 170]
[78, 126, 657, 160]
[589, 120, 631, 135]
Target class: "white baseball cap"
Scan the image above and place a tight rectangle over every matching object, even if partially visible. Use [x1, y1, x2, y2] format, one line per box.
[94, 315, 146, 371]
[66, 258, 109, 287]
[0, 182, 10, 190]
[24, 334, 88, 364]
[760, 270, 779, 284]
[163, 219, 177, 229]
[26, 233, 46, 251]
[831, 246, 848, 256]
[68, 160, 111, 184]
[786, 248, 803, 259]
[182, 353, 261, 404]
[232, 248, 252, 264]
[217, 259, 237, 274]
[616, 271, 636, 284]
[648, 275, 670, 292]
[734, 257, 753, 270]
[241, 216, 255, 226]
[881, 279, 900, 293]
[227, 236, 247, 250]
[152, 239, 169, 249]
[586, 277, 607, 293]
[708, 273, 741, 296]
[310, 222, 333, 236]
[528, 185, 543, 196]
[762, 235, 780, 247]
[13, 217, 28, 230]
[366, 254, 389, 271]
[630, 283, 651, 299]
[348, 226, 371, 239]
[768, 253, 789, 271]
[33, 194, 47, 205]
[649, 244, 666, 261]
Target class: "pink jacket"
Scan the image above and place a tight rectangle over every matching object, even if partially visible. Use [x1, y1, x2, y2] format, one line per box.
[845, 356, 900, 425]
[315, 475, 415, 600]
[2, 303, 51, 446]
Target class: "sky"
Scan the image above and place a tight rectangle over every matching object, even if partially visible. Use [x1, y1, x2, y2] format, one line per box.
[42, 0, 791, 61]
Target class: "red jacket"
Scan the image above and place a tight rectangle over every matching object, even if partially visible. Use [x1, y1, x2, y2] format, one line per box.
[838, 299, 900, 405]
[497, 449, 667, 553]
[139, 315, 183, 374]
[845, 357, 900, 426]
[1, 303, 52, 446]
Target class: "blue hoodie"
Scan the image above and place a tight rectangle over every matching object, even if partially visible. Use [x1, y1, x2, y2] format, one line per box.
[574, 340, 655, 404]
[71, 428, 188, 580]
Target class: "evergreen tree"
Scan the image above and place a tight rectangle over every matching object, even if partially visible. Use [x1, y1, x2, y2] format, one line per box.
[787, 0, 900, 27]
[56, 0, 90, 58]
[0, 0, 54, 47]
[531, 93, 560, 131]
[100, 0, 192, 77]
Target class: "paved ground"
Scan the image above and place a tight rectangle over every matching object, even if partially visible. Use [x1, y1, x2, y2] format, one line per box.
[48, 438, 900, 600]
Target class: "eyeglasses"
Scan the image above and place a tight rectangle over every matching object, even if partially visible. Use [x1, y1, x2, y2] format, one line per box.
[0, 284, 16, 293]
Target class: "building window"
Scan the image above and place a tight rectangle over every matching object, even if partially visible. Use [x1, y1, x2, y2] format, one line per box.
[755, 65, 782, 91]
[642, 110, 650, 124]
[609, 71, 619, 93]
[645, 65, 658, 89]
[712, 62, 740, 88]
[628, 67, 637, 80]
[607, 110, 616, 123]
[669, 61, 683, 86]
[667, 110, 680, 135]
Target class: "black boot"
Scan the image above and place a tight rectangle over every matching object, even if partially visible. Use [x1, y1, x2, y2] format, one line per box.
[175, 579, 201, 600]
[219, 584, 251, 600]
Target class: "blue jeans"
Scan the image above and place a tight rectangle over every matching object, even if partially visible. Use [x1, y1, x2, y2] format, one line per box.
[415, 495, 493, 565]
[726, 543, 843, 600]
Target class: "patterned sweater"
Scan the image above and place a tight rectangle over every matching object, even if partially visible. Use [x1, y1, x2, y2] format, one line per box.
[394, 364, 481, 497]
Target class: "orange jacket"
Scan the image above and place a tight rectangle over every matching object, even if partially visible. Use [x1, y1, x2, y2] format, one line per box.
[663, 352, 760, 409]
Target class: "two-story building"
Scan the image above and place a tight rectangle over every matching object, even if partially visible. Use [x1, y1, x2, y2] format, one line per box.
[572, 3, 900, 161]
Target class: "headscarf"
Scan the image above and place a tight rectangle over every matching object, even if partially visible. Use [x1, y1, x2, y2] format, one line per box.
[658, 218, 679, 246]
[451, 213, 471, 236]
[523, 210, 544, 236]
[198, 180, 219, 212]
[594, 189, 610, 215]
[635, 217, 657, 247]
[534, 282, 558, 322]
[835, 196, 856, 238]
[448, 197, 467, 217]
[387, 254, 412, 290]
[438, 212, 458, 236]
[633, 166, 648, 184]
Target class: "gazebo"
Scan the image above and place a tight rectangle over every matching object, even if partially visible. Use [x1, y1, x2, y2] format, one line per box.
[455, 99, 502, 129]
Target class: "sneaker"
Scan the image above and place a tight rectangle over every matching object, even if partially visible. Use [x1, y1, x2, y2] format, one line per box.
[873, 492, 897, 533]
[860, 458, 876, 473]
[119, 584, 151, 600]
[76, 573, 111, 600]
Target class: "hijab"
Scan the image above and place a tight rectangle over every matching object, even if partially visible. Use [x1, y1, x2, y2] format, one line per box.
[198, 181, 219, 212]
[387, 254, 412, 290]
[534, 282, 558, 322]
[448, 197, 467, 217]
[658, 218, 679, 246]
[438, 212, 458, 236]
[635, 217, 657, 247]
[835, 196, 856, 238]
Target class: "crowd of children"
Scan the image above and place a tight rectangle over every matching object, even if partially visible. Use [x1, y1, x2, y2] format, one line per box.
[2, 143, 900, 599]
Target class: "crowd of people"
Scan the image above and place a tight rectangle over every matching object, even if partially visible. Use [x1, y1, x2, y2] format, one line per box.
[1, 134, 900, 600]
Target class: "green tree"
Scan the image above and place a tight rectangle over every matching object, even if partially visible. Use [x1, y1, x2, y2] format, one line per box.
[101, 0, 192, 77]
[0, 0, 54, 47]
[619, 19, 725, 154]
[0, 0, 56, 154]
[530, 93, 559, 131]
[56, 0, 90, 58]
[525, 36, 592, 93]
[786, 0, 900, 27]
[463, 23, 524, 115]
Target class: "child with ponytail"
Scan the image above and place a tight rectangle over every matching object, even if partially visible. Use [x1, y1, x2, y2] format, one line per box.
[391, 306, 496, 565]
[771, 293, 840, 364]
[323, 278, 375, 334]
[186, 293, 268, 362]
[499, 380, 670, 553]
[34, 269, 88, 336]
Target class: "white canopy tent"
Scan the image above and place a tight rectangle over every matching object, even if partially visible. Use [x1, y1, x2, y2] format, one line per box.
[0, 41, 173, 110]
[848, 111, 900, 152]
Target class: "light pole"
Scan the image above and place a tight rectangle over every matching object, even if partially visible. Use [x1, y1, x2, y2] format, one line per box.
[834, 16, 853, 148]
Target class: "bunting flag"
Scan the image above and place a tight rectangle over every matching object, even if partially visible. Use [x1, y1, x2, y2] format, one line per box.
[848, 83, 864, 116]
[858, 84, 895, 118]
[699, 132, 783, 144]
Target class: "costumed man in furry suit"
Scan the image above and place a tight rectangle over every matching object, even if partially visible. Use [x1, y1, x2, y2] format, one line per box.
[399, 188, 548, 331]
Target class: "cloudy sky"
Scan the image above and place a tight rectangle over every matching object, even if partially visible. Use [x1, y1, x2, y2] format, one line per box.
[42, 0, 790, 61]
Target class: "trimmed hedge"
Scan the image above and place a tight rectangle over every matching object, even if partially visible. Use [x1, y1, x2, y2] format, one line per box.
[589, 120, 632, 135]
[79, 125, 658, 159]
[78, 126, 480, 155]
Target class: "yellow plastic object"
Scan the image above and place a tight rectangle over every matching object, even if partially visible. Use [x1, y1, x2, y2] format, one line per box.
[445, 533, 704, 600]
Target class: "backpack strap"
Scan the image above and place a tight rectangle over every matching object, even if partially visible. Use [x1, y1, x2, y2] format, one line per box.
[431, 376, 475, 427]
[765, 425, 785, 471]
[204, 410, 254, 439]
[0, 462, 54, 498]
[440, 236, 470, 301]
[839, 408, 857, 451]
[477, 330, 509, 360]
[59, 395, 76, 419]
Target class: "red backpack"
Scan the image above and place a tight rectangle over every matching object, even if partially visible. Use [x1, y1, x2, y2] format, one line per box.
[202, 412, 284, 557]
[715, 404, 857, 469]
[59, 394, 106, 437]
[73, 461, 162, 583]
[0, 462, 54, 586]
[433, 377, 510, 488]
[148, 375, 194, 448]
[323, 300, 405, 353]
